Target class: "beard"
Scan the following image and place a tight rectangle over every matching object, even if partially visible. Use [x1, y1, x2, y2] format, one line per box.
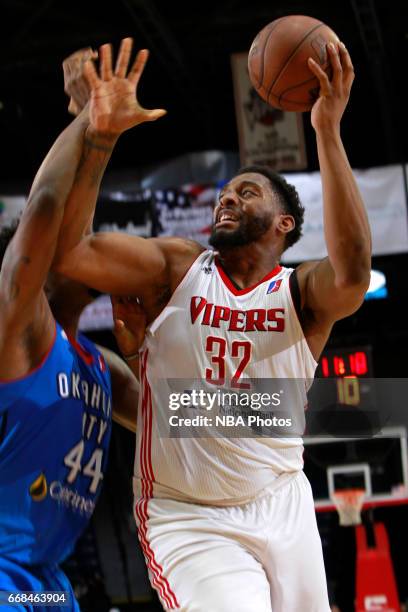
[209, 212, 273, 250]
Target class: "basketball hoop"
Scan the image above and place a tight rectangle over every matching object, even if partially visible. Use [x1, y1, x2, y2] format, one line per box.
[332, 488, 365, 526]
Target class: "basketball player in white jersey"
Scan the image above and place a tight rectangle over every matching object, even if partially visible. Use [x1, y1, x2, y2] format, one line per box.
[57, 38, 371, 611]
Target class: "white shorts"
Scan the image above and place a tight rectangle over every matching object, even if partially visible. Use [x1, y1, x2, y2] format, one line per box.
[134, 471, 330, 612]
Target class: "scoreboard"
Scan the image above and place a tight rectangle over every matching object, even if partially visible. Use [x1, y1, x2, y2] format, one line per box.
[305, 345, 378, 438]
[315, 345, 374, 408]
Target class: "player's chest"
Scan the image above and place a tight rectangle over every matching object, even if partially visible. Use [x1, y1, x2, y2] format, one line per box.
[148, 279, 292, 378]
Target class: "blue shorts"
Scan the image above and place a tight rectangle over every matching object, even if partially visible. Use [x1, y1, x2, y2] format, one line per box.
[0, 557, 79, 611]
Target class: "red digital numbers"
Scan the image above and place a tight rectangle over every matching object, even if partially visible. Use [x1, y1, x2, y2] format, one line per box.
[349, 351, 368, 376]
[334, 356, 346, 376]
[320, 349, 370, 378]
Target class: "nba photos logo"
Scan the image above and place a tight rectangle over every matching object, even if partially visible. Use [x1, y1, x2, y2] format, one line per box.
[266, 279, 282, 294]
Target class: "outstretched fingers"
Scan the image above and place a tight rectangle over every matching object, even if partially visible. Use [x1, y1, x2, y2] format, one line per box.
[143, 108, 167, 122]
[83, 59, 101, 90]
[128, 49, 149, 85]
[115, 37, 133, 78]
[100, 43, 113, 81]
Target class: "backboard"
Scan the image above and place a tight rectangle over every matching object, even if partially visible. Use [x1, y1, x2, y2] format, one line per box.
[303, 426, 408, 512]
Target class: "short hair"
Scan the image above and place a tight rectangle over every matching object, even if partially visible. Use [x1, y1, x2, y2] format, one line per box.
[235, 165, 305, 250]
[0, 219, 19, 270]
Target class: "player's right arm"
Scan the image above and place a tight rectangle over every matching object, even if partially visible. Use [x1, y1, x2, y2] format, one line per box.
[57, 232, 167, 294]
[54, 39, 203, 296]
[56, 233, 202, 296]
[53, 38, 168, 293]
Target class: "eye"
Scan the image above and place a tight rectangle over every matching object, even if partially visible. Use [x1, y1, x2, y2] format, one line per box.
[241, 189, 255, 198]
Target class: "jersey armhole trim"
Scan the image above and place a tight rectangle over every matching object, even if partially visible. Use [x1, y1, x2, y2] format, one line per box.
[67, 333, 95, 365]
[287, 269, 318, 368]
[0, 320, 58, 384]
[289, 268, 302, 320]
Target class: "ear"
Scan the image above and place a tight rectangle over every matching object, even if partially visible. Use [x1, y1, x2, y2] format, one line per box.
[276, 213, 295, 236]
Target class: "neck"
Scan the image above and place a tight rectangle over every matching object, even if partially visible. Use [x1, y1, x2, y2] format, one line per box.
[217, 241, 281, 289]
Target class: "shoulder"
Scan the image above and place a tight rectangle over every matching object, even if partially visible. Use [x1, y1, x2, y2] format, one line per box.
[151, 238, 206, 288]
[293, 260, 320, 280]
[152, 237, 205, 260]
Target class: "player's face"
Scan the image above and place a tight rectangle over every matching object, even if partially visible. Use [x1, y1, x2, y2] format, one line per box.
[209, 173, 279, 250]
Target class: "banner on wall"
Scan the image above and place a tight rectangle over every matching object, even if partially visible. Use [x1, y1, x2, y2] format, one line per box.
[152, 185, 215, 246]
[94, 190, 153, 237]
[231, 52, 307, 171]
[281, 164, 408, 263]
[79, 294, 113, 331]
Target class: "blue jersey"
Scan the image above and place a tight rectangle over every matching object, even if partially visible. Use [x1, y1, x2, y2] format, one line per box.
[0, 323, 112, 567]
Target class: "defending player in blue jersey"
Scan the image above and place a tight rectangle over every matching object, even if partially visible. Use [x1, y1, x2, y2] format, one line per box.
[0, 40, 164, 610]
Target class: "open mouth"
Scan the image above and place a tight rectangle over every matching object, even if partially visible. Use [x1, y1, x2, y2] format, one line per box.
[215, 210, 239, 228]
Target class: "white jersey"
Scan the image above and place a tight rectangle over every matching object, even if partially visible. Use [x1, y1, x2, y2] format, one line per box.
[134, 250, 317, 506]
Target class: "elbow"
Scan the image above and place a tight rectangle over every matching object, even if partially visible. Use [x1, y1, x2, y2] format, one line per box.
[336, 273, 370, 294]
[26, 187, 60, 219]
[336, 266, 371, 293]
[335, 244, 371, 291]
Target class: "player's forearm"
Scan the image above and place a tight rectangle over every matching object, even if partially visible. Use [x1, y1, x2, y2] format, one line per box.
[28, 108, 89, 205]
[112, 357, 139, 433]
[113, 411, 137, 434]
[54, 126, 119, 262]
[0, 110, 93, 309]
[316, 127, 371, 287]
[98, 345, 139, 432]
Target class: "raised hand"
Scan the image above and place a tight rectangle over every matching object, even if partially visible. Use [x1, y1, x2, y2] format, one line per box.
[63, 47, 98, 116]
[111, 296, 147, 359]
[83, 37, 166, 135]
[308, 42, 355, 133]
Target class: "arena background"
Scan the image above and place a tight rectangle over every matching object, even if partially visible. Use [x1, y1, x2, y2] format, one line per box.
[0, 1, 407, 610]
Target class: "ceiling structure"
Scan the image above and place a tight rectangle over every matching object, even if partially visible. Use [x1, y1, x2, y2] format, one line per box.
[0, 0, 407, 189]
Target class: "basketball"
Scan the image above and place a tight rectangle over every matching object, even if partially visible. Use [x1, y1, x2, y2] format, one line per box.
[248, 15, 340, 112]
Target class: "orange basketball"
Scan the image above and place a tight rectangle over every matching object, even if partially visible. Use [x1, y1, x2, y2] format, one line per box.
[248, 15, 340, 112]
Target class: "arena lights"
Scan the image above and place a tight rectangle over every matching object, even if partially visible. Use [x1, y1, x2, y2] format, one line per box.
[365, 269, 388, 300]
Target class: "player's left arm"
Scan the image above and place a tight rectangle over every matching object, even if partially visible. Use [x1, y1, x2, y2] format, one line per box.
[98, 346, 139, 434]
[297, 42, 371, 326]
[97, 298, 147, 434]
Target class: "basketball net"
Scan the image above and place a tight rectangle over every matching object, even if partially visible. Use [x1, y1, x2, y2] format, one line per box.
[332, 488, 365, 526]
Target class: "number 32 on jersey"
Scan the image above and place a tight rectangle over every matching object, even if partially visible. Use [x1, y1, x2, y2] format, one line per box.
[205, 336, 251, 389]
